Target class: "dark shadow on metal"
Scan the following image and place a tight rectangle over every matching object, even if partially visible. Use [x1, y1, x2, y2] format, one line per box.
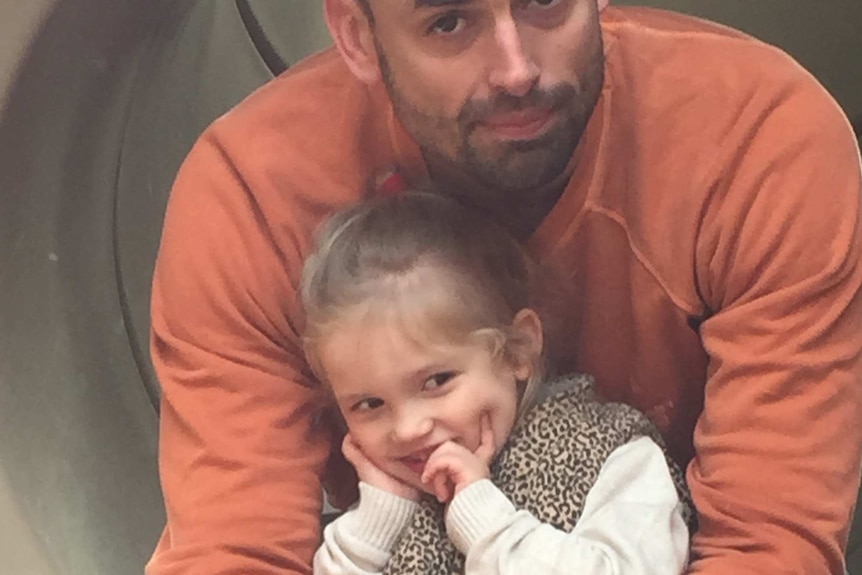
[237, 0, 289, 76]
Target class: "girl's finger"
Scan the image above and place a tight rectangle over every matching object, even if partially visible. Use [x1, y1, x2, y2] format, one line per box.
[474, 413, 496, 464]
[421, 457, 448, 485]
[433, 472, 454, 502]
[422, 460, 455, 503]
[341, 434, 358, 463]
[421, 442, 454, 481]
[342, 434, 369, 470]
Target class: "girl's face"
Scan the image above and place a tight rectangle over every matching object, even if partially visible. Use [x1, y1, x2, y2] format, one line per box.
[314, 311, 540, 493]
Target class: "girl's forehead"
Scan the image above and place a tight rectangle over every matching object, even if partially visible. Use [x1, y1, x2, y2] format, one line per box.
[309, 260, 498, 368]
[356, 268, 478, 334]
[338, 301, 469, 351]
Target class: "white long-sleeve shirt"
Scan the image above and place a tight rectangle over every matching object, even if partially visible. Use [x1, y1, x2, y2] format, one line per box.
[313, 436, 689, 575]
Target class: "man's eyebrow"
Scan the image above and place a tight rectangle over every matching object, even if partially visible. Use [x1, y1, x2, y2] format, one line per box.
[414, 0, 470, 9]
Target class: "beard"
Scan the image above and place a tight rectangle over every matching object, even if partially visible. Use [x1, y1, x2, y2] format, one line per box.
[377, 45, 605, 194]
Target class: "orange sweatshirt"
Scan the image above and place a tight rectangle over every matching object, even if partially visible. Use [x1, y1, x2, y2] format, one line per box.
[146, 7, 862, 575]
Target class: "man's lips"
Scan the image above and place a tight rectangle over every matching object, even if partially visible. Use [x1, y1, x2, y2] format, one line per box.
[479, 107, 555, 140]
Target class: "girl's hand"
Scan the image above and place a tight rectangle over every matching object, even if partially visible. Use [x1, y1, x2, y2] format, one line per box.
[342, 434, 419, 501]
[421, 414, 496, 503]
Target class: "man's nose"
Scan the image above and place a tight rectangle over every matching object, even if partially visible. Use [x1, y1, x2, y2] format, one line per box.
[487, 18, 539, 97]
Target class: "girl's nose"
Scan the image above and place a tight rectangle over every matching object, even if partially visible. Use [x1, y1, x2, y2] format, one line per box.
[392, 410, 433, 443]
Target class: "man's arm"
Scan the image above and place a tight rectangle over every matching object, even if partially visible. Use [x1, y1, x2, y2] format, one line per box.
[688, 80, 862, 574]
[145, 128, 329, 575]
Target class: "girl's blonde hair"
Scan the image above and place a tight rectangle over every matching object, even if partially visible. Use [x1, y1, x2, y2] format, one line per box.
[300, 191, 545, 414]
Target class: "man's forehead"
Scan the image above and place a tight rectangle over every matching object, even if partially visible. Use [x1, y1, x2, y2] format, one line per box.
[365, 0, 516, 24]
[413, 0, 470, 7]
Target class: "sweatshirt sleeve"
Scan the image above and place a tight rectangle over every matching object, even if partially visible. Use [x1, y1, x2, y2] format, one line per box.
[446, 437, 690, 575]
[145, 130, 330, 575]
[313, 483, 419, 575]
[689, 73, 862, 574]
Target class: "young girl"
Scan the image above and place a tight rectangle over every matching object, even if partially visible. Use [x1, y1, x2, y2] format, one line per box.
[301, 191, 691, 575]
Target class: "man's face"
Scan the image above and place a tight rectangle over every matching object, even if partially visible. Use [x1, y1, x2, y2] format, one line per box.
[365, 0, 606, 192]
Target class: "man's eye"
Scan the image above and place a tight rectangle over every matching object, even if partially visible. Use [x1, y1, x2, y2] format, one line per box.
[353, 397, 384, 412]
[428, 13, 466, 35]
[422, 372, 456, 391]
[525, 0, 561, 8]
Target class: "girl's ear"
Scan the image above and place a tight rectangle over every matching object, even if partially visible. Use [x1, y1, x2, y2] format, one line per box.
[597, 0, 610, 11]
[324, 0, 382, 84]
[509, 308, 544, 381]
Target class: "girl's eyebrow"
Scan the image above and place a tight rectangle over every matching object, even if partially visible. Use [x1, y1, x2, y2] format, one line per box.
[407, 362, 453, 383]
[336, 392, 373, 405]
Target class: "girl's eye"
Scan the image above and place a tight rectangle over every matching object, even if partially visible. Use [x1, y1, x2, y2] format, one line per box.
[352, 397, 384, 412]
[422, 371, 456, 391]
[428, 13, 466, 35]
[530, 0, 560, 6]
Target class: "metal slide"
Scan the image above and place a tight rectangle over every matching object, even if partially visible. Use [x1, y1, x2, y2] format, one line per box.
[0, 2, 328, 573]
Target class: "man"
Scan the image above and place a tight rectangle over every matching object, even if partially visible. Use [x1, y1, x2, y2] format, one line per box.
[146, 1, 862, 574]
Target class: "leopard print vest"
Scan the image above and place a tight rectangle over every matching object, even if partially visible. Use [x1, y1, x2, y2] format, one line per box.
[381, 373, 695, 575]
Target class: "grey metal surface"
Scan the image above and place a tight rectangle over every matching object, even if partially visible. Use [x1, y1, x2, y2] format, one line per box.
[0, 1, 328, 573]
[0, 0, 56, 112]
[244, 1, 331, 69]
[0, 2, 176, 572]
[0, 5, 59, 574]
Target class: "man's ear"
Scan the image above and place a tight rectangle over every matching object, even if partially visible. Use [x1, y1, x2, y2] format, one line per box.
[509, 308, 544, 381]
[324, 0, 381, 84]
[597, 0, 610, 11]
